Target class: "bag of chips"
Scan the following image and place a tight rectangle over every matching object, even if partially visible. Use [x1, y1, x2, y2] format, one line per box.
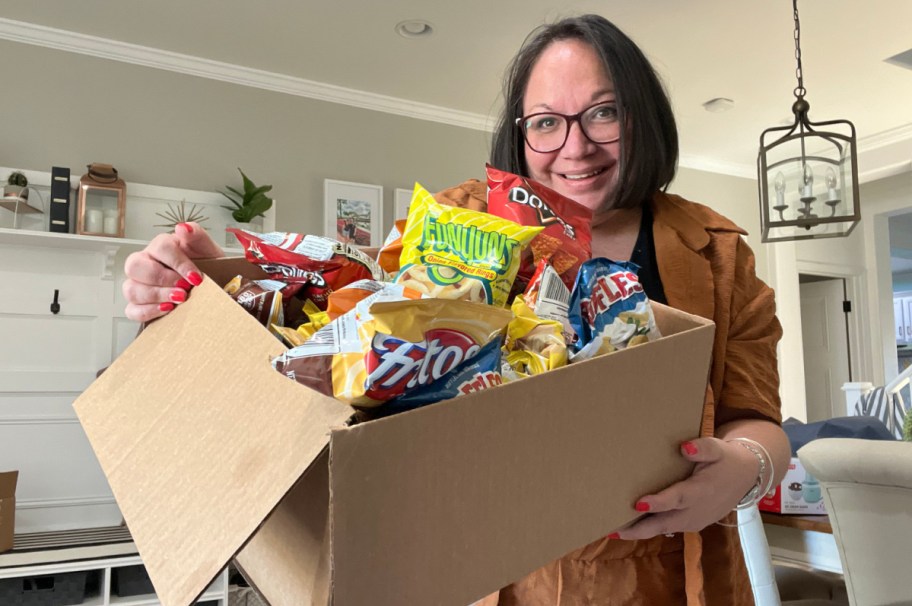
[567, 258, 661, 361]
[369, 336, 504, 418]
[486, 165, 593, 291]
[274, 298, 512, 407]
[503, 295, 568, 377]
[396, 183, 542, 307]
[229, 229, 385, 309]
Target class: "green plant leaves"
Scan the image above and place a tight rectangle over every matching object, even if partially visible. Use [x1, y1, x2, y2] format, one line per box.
[219, 167, 274, 223]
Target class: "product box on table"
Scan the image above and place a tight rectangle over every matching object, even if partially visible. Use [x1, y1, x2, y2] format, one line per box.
[73, 257, 715, 606]
[759, 456, 827, 515]
[0, 470, 17, 554]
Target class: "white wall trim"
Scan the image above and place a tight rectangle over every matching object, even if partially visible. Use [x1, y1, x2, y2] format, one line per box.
[0, 415, 79, 425]
[0, 18, 494, 132]
[678, 154, 756, 180]
[17, 495, 116, 510]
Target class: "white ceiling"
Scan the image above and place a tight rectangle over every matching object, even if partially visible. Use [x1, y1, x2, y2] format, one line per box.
[1, 0, 911, 180]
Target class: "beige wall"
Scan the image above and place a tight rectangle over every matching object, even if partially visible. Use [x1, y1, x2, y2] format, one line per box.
[0, 40, 490, 237]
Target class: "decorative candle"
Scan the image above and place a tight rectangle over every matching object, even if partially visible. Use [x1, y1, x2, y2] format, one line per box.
[85, 208, 103, 233]
[774, 171, 786, 207]
[825, 167, 839, 202]
[801, 164, 814, 199]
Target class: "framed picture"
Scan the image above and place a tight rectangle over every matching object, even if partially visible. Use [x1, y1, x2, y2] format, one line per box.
[324, 179, 383, 247]
[394, 187, 414, 222]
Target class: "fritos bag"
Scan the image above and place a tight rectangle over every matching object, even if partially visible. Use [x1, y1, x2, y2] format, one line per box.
[397, 183, 541, 307]
[486, 165, 593, 290]
[273, 298, 511, 407]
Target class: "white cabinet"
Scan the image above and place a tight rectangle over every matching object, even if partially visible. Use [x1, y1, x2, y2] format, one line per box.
[0, 546, 229, 606]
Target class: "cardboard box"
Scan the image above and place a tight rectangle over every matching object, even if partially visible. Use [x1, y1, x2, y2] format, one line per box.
[0, 470, 17, 554]
[73, 257, 715, 606]
[759, 456, 827, 515]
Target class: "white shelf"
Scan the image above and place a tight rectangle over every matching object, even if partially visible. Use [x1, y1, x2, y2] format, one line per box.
[0, 227, 245, 257]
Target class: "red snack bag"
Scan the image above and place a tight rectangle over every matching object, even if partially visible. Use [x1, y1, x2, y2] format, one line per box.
[485, 164, 593, 290]
[229, 229, 381, 309]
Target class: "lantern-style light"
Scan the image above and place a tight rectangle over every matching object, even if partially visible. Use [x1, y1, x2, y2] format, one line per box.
[757, 0, 860, 243]
[77, 163, 126, 237]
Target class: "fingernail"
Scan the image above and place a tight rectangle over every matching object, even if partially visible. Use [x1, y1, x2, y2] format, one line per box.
[682, 441, 698, 456]
[635, 501, 651, 512]
[169, 289, 187, 303]
[176, 222, 193, 234]
[607, 532, 620, 540]
[159, 302, 175, 312]
[174, 278, 193, 290]
[186, 271, 203, 286]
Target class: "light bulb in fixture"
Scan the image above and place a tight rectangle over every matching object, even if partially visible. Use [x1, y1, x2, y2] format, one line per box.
[773, 171, 787, 219]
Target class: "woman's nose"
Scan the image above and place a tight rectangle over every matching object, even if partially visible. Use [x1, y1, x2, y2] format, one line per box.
[561, 120, 596, 157]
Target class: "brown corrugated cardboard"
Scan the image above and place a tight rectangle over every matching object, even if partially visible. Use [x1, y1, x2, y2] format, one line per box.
[0, 470, 17, 554]
[74, 257, 715, 606]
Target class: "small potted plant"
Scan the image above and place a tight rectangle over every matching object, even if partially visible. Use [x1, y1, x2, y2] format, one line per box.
[220, 168, 273, 227]
[4, 171, 28, 201]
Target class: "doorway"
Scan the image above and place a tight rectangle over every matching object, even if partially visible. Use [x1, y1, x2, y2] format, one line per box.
[799, 274, 852, 422]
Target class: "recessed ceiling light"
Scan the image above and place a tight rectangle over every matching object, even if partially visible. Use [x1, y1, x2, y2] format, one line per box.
[395, 20, 434, 39]
[702, 97, 735, 113]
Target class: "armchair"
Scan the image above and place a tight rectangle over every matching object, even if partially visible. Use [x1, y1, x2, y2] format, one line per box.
[798, 438, 912, 606]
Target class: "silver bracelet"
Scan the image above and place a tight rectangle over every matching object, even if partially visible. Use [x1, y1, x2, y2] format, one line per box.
[727, 437, 775, 510]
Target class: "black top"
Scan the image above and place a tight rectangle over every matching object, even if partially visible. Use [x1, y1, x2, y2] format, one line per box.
[629, 204, 667, 305]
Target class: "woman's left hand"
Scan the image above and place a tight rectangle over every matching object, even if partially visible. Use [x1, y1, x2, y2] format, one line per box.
[611, 438, 759, 539]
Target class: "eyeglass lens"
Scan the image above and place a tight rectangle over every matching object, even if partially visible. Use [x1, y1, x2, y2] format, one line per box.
[521, 103, 619, 153]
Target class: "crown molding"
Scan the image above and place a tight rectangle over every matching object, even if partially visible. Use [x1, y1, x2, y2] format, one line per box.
[678, 154, 756, 180]
[858, 123, 912, 152]
[0, 18, 494, 132]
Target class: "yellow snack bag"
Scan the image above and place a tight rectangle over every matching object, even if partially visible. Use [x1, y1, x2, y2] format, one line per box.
[273, 298, 511, 407]
[396, 183, 542, 307]
[504, 295, 568, 376]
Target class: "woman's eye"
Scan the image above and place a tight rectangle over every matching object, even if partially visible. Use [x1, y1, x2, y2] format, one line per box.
[529, 116, 559, 131]
[590, 105, 618, 121]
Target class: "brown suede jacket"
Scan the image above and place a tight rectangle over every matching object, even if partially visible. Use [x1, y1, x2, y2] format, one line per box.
[436, 180, 783, 606]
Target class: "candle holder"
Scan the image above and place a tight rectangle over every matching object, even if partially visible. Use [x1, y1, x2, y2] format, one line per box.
[76, 163, 126, 238]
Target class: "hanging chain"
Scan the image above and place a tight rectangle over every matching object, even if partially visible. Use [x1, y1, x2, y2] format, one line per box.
[793, 0, 806, 99]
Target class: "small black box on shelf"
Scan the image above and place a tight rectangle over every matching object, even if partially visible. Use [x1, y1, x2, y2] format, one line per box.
[48, 166, 71, 233]
[0, 570, 89, 606]
[111, 564, 155, 597]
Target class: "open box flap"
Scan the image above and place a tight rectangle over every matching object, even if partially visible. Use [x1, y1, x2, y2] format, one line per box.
[327, 303, 714, 606]
[0, 471, 17, 498]
[234, 448, 333, 606]
[73, 267, 351, 606]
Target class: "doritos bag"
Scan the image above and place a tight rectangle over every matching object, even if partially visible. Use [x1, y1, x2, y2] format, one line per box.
[486, 164, 593, 290]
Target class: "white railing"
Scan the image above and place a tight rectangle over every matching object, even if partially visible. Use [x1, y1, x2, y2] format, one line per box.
[842, 362, 912, 436]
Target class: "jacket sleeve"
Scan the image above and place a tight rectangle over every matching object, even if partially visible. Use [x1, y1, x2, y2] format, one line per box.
[716, 236, 783, 426]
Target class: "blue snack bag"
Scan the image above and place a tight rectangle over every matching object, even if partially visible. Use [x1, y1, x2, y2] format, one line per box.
[568, 258, 659, 359]
[369, 337, 504, 417]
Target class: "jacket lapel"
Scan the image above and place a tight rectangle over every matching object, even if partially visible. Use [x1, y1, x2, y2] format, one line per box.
[650, 193, 715, 321]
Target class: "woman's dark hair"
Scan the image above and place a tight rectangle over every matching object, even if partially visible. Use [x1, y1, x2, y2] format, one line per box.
[489, 14, 678, 211]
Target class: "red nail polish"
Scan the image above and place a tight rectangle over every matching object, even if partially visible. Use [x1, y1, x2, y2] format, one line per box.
[186, 271, 203, 286]
[170, 289, 187, 303]
[635, 501, 651, 512]
[607, 532, 620, 540]
[159, 302, 175, 312]
[682, 441, 698, 456]
[176, 222, 193, 234]
[174, 278, 193, 290]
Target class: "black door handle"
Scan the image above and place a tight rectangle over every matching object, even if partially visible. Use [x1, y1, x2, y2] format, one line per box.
[50, 289, 60, 314]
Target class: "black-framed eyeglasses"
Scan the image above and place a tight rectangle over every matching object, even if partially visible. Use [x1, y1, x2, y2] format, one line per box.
[515, 102, 621, 153]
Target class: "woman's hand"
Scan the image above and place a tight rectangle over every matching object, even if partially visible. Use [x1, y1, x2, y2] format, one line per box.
[123, 222, 224, 322]
[610, 437, 760, 540]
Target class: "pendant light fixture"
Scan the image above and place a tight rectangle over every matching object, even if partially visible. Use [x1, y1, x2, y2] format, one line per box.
[757, 0, 860, 243]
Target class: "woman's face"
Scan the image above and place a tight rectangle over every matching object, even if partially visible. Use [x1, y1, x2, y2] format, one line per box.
[522, 39, 620, 215]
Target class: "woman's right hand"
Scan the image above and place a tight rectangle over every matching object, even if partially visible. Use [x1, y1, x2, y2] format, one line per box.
[123, 222, 225, 322]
